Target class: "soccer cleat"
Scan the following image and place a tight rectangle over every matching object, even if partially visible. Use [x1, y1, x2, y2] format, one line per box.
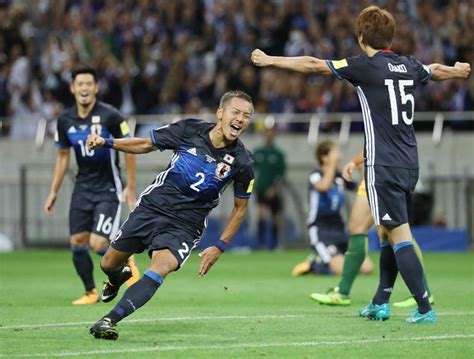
[101, 266, 132, 303]
[125, 256, 140, 287]
[393, 295, 435, 308]
[72, 289, 99, 305]
[90, 317, 119, 340]
[310, 287, 351, 306]
[359, 302, 391, 321]
[406, 309, 437, 324]
[291, 260, 312, 276]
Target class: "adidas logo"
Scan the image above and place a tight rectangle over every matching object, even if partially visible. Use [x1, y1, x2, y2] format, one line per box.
[383, 287, 393, 293]
[187, 147, 197, 156]
[67, 126, 77, 133]
[382, 213, 392, 221]
[422, 291, 428, 299]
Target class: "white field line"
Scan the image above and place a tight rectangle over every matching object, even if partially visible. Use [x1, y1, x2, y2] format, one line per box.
[0, 314, 304, 330]
[1, 334, 473, 357]
[1, 312, 473, 331]
[0, 312, 474, 331]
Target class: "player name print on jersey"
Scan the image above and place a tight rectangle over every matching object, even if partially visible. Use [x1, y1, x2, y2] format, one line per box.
[388, 63, 407, 73]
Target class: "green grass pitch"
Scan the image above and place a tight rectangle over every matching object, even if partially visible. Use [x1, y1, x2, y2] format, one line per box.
[0, 249, 473, 358]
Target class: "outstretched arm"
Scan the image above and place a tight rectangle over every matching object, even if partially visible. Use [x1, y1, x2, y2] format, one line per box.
[198, 197, 249, 277]
[428, 62, 471, 81]
[251, 49, 332, 75]
[87, 133, 156, 154]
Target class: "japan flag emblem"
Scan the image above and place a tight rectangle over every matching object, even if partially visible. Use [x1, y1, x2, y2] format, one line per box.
[223, 154, 234, 164]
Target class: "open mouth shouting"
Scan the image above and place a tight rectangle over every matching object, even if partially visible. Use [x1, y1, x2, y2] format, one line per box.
[229, 123, 242, 137]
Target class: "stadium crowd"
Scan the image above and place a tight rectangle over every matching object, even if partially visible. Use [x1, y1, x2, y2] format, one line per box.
[0, 0, 472, 137]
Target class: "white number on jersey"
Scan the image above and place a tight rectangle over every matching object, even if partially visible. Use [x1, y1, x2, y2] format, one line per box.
[96, 214, 113, 234]
[384, 79, 414, 125]
[78, 139, 95, 157]
[177, 242, 190, 259]
[190, 172, 205, 192]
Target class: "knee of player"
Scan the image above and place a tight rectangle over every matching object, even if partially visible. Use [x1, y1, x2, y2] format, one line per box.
[348, 221, 365, 234]
[70, 233, 89, 247]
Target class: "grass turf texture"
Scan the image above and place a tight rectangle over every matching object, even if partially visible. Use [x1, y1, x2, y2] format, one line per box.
[0, 250, 473, 358]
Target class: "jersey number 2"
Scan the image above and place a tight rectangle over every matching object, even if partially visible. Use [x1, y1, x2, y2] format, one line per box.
[384, 79, 414, 125]
[190, 172, 205, 192]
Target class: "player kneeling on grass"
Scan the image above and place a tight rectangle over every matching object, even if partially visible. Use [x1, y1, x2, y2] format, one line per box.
[292, 140, 373, 278]
[87, 91, 255, 340]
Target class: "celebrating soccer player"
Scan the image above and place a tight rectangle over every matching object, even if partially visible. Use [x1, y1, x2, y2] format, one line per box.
[251, 5, 470, 323]
[87, 91, 255, 340]
[44, 67, 140, 305]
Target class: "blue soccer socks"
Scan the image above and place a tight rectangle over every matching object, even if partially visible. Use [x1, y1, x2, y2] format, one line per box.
[393, 242, 432, 314]
[372, 243, 398, 305]
[107, 270, 163, 324]
[71, 246, 95, 292]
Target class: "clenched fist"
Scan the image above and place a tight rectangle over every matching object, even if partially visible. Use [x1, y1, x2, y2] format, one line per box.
[251, 49, 272, 67]
[454, 62, 471, 78]
[87, 133, 105, 150]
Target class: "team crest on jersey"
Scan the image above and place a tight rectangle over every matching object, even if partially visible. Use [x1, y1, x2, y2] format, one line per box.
[92, 116, 101, 123]
[215, 162, 231, 179]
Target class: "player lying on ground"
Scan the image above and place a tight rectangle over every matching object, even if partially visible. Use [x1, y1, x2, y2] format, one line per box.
[252, 5, 470, 323]
[87, 91, 255, 340]
[44, 67, 140, 305]
[310, 151, 434, 308]
[291, 140, 373, 277]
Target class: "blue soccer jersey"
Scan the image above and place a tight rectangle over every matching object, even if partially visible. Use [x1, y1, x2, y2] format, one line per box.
[326, 51, 431, 169]
[55, 101, 130, 194]
[137, 119, 254, 229]
[307, 169, 350, 228]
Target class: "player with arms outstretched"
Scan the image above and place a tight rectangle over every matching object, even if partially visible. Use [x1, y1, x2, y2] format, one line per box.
[252, 5, 470, 323]
[87, 91, 255, 340]
[44, 67, 139, 305]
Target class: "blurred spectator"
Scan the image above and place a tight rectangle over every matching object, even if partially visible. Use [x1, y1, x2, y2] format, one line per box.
[253, 126, 286, 250]
[0, 0, 471, 137]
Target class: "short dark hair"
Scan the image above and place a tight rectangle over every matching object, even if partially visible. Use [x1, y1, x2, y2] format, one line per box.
[357, 5, 395, 50]
[315, 139, 335, 165]
[71, 67, 98, 83]
[219, 90, 253, 108]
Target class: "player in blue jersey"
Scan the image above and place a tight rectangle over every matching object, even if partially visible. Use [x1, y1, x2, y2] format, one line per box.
[87, 91, 255, 340]
[292, 140, 373, 277]
[252, 5, 470, 323]
[310, 150, 434, 308]
[44, 67, 140, 305]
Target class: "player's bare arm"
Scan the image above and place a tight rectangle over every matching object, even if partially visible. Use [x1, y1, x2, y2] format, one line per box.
[87, 133, 156, 154]
[198, 197, 249, 278]
[342, 150, 364, 182]
[44, 148, 70, 214]
[122, 154, 137, 210]
[428, 62, 471, 81]
[251, 49, 332, 75]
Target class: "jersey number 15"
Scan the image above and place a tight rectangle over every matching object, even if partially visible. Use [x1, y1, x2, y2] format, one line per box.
[384, 79, 414, 125]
